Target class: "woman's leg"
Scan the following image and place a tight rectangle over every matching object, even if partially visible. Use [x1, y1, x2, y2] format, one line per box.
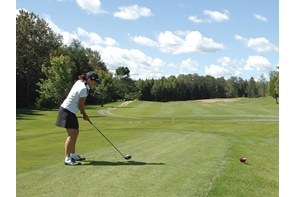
[65, 128, 79, 158]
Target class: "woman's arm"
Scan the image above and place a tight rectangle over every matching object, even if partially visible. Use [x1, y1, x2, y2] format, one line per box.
[78, 97, 89, 121]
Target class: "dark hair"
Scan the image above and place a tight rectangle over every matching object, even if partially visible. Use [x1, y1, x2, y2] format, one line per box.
[78, 73, 87, 81]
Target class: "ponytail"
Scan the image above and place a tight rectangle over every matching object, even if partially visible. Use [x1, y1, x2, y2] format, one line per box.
[78, 73, 87, 81]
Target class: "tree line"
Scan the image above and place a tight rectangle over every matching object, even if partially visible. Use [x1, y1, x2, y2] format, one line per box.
[16, 10, 279, 109]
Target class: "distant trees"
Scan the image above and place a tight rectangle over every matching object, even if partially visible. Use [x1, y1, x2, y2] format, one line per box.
[90, 70, 114, 107]
[136, 79, 155, 101]
[246, 77, 259, 98]
[113, 67, 137, 101]
[16, 10, 279, 109]
[136, 75, 266, 102]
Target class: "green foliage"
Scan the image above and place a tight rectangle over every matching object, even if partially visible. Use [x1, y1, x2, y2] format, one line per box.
[114, 67, 137, 100]
[136, 78, 155, 100]
[115, 66, 130, 78]
[246, 77, 259, 98]
[268, 69, 279, 103]
[36, 55, 72, 108]
[16, 10, 109, 108]
[257, 74, 268, 97]
[90, 70, 115, 106]
[66, 39, 93, 82]
[225, 76, 247, 98]
[85, 48, 108, 72]
[16, 9, 63, 107]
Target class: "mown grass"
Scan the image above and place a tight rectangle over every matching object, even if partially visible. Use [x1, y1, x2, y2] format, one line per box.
[16, 97, 278, 197]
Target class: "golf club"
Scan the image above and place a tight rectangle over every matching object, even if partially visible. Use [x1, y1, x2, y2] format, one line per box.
[88, 120, 132, 160]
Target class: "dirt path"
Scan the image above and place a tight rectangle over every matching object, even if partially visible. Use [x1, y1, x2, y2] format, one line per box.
[197, 98, 238, 103]
[98, 101, 135, 118]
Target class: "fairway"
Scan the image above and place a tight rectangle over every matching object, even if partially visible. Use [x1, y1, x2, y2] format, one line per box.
[16, 97, 279, 196]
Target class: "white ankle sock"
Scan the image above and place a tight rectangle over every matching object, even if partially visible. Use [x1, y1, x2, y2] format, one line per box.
[70, 153, 77, 157]
[65, 156, 71, 162]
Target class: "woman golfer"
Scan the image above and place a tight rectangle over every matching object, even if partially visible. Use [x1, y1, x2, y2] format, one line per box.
[56, 71, 100, 166]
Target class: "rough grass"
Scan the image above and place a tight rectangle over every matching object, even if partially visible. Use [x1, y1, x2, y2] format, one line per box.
[16, 97, 278, 197]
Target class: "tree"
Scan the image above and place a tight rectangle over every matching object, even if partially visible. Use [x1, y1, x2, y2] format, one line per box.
[150, 78, 165, 101]
[135, 79, 154, 101]
[85, 48, 108, 72]
[237, 77, 248, 97]
[246, 77, 258, 98]
[16, 9, 63, 107]
[114, 67, 136, 100]
[66, 39, 92, 82]
[257, 74, 268, 97]
[215, 77, 227, 98]
[90, 70, 114, 106]
[115, 67, 130, 79]
[268, 70, 279, 104]
[226, 77, 239, 98]
[36, 55, 72, 108]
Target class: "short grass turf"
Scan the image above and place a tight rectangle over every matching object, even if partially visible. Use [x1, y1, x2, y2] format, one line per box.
[16, 97, 278, 197]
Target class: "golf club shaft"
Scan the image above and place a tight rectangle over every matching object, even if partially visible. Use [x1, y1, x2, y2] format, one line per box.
[88, 120, 126, 158]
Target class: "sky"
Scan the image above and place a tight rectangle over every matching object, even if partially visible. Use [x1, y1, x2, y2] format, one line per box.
[15, 0, 279, 81]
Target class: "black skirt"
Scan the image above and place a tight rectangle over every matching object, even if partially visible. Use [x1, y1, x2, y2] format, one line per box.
[55, 107, 79, 129]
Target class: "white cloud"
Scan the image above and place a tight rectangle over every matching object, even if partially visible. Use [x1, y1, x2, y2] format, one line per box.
[76, 0, 106, 14]
[77, 27, 118, 47]
[157, 31, 224, 54]
[217, 56, 239, 70]
[234, 70, 243, 77]
[254, 13, 268, 22]
[77, 28, 103, 44]
[244, 55, 271, 71]
[203, 57, 246, 78]
[188, 15, 203, 24]
[62, 32, 79, 45]
[235, 35, 278, 53]
[189, 10, 230, 24]
[203, 10, 230, 22]
[104, 37, 119, 47]
[113, 4, 153, 20]
[205, 64, 230, 77]
[180, 58, 200, 73]
[29, 15, 164, 79]
[99, 47, 165, 79]
[247, 37, 278, 52]
[43, 14, 60, 33]
[131, 36, 158, 47]
[43, 14, 78, 45]
[234, 34, 246, 42]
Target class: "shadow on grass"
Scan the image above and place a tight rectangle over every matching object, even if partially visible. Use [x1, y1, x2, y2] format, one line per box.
[83, 160, 165, 166]
[16, 109, 46, 120]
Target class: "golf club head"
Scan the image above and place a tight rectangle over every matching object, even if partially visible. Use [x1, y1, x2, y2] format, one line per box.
[124, 154, 132, 160]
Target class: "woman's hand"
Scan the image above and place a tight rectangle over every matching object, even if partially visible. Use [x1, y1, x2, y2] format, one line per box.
[82, 113, 89, 121]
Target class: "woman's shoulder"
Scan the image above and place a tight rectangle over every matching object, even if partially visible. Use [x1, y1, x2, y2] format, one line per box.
[75, 80, 86, 85]
[72, 80, 87, 89]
